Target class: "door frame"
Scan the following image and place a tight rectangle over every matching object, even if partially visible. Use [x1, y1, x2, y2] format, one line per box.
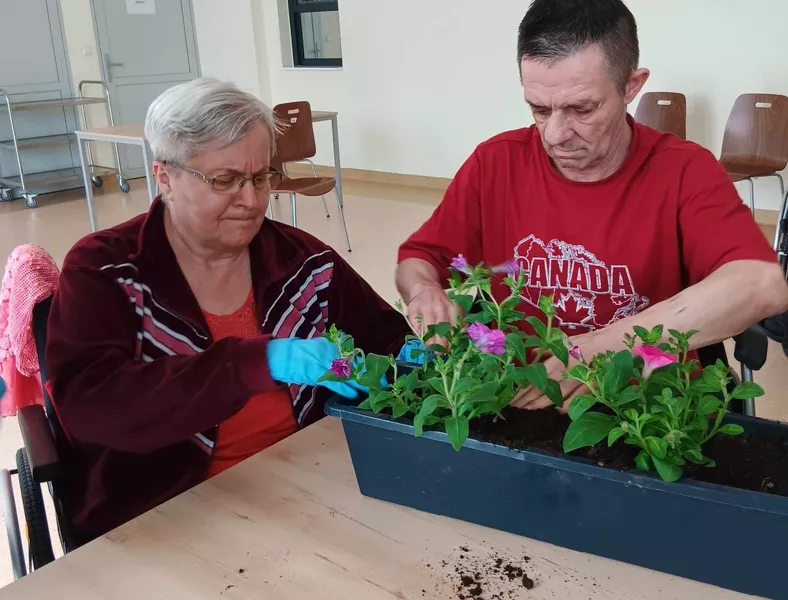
[88, 0, 201, 175]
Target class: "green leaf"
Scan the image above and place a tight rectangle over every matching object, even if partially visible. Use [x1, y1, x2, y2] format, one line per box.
[544, 379, 564, 408]
[523, 336, 542, 349]
[562, 413, 618, 453]
[697, 395, 722, 416]
[683, 447, 711, 465]
[635, 450, 652, 472]
[506, 333, 527, 363]
[445, 415, 470, 451]
[464, 382, 499, 406]
[565, 364, 592, 382]
[468, 401, 503, 420]
[538, 295, 556, 317]
[567, 394, 597, 421]
[451, 293, 474, 316]
[608, 426, 627, 446]
[624, 408, 639, 421]
[429, 322, 452, 339]
[652, 456, 683, 482]
[602, 351, 634, 396]
[369, 389, 395, 413]
[356, 398, 372, 411]
[633, 326, 650, 341]
[524, 363, 548, 391]
[391, 402, 410, 419]
[616, 385, 642, 406]
[357, 354, 392, 390]
[644, 436, 668, 460]
[525, 317, 548, 338]
[718, 424, 745, 436]
[731, 382, 765, 400]
[413, 394, 442, 436]
[550, 340, 570, 367]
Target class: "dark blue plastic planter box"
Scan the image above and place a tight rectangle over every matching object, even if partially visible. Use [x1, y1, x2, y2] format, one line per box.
[326, 398, 788, 599]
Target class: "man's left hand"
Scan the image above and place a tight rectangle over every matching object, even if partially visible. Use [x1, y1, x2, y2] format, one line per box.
[510, 354, 588, 412]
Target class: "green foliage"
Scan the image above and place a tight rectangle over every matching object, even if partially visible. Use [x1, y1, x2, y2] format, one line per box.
[562, 325, 762, 483]
[320, 261, 566, 452]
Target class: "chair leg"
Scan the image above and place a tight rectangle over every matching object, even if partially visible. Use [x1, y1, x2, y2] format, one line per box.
[304, 159, 330, 218]
[775, 181, 788, 251]
[336, 192, 352, 252]
[740, 364, 756, 417]
[746, 177, 755, 213]
[290, 193, 297, 227]
[266, 202, 274, 221]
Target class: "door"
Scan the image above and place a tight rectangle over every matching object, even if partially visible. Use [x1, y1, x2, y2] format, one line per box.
[91, 0, 200, 176]
[0, 0, 80, 192]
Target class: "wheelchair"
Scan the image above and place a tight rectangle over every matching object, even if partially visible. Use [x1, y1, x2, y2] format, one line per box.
[0, 296, 773, 579]
[1, 296, 80, 580]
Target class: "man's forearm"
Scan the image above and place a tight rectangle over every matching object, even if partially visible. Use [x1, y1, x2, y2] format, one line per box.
[396, 258, 443, 304]
[579, 260, 788, 355]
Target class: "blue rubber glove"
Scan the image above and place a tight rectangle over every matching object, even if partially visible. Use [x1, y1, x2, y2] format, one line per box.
[0, 377, 5, 401]
[396, 339, 426, 365]
[267, 337, 364, 399]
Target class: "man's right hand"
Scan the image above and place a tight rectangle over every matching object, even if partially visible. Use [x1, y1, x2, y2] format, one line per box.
[406, 284, 457, 339]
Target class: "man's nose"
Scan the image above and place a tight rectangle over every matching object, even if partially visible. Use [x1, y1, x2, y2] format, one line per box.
[542, 112, 574, 147]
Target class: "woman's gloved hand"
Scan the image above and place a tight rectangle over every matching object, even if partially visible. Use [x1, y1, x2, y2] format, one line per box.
[268, 337, 365, 399]
[0, 377, 5, 400]
[267, 338, 427, 399]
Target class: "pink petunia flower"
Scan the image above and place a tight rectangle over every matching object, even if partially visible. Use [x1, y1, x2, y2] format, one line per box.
[330, 357, 352, 378]
[634, 345, 678, 379]
[450, 255, 471, 274]
[468, 322, 507, 355]
[492, 260, 521, 277]
[569, 345, 584, 362]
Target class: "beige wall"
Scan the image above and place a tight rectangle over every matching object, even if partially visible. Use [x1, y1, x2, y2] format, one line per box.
[255, 0, 788, 210]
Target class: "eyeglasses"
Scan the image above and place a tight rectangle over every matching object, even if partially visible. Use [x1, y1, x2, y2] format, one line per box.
[164, 161, 283, 194]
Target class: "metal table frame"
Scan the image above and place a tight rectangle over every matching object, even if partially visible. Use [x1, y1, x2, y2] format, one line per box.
[74, 126, 155, 232]
[311, 111, 344, 210]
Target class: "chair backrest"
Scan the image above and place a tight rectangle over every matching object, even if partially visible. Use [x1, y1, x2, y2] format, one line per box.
[32, 296, 65, 448]
[634, 92, 687, 140]
[273, 101, 317, 165]
[720, 94, 788, 175]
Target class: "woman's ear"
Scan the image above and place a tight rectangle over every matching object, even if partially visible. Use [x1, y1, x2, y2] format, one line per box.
[152, 162, 173, 198]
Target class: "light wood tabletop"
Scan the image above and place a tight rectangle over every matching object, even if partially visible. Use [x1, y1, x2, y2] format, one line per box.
[0, 418, 756, 600]
[312, 110, 338, 121]
[74, 124, 146, 143]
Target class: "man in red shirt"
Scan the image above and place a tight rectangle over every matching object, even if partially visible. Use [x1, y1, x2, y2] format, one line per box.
[397, 0, 788, 409]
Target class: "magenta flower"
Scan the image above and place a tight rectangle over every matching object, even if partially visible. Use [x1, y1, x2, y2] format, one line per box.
[468, 322, 507, 355]
[330, 357, 352, 378]
[569, 346, 584, 362]
[450, 255, 471, 274]
[492, 260, 521, 277]
[634, 346, 678, 379]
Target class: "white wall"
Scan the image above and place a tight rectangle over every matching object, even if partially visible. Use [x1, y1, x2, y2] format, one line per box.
[258, 0, 788, 209]
[192, 0, 267, 100]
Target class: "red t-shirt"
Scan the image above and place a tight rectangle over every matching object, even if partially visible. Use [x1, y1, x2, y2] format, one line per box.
[399, 121, 776, 335]
[203, 291, 297, 478]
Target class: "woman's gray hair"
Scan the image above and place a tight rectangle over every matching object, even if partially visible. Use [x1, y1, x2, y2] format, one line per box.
[145, 78, 280, 164]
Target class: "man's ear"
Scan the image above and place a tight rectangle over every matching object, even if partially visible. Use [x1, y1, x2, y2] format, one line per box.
[624, 68, 650, 105]
[152, 161, 173, 197]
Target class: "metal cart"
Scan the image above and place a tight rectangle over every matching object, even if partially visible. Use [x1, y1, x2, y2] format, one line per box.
[0, 80, 129, 208]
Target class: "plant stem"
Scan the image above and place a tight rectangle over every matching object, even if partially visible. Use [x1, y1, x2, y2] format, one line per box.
[703, 387, 731, 443]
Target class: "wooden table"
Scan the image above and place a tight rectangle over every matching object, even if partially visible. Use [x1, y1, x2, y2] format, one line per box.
[0, 419, 757, 599]
[74, 124, 154, 232]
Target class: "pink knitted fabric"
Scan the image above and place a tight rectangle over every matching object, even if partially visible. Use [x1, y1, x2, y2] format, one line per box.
[0, 245, 59, 376]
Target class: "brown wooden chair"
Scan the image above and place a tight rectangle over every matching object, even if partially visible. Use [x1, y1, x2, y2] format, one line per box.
[720, 94, 788, 224]
[270, 101, 351, 251]
[634, 92, 687, 140]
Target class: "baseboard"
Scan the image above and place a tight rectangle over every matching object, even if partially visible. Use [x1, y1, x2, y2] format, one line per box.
[285, 163, 451, 191]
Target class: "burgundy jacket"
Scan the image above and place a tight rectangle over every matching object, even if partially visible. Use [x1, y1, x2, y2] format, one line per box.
[46, 199, 409, 544]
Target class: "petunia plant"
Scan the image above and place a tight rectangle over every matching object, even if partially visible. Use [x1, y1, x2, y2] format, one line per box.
[320, 256, 570, 450]
[562, 326, 764, 482]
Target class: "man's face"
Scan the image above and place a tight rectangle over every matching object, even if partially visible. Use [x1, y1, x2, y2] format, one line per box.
[521, 44, 643, 179]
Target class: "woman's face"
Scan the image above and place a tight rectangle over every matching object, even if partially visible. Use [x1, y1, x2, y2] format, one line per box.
[156, 122, 273, 253]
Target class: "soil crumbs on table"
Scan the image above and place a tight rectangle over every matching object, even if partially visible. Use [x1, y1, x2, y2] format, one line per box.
[425, 545, 536, 599]
[471, 407, 788, 496]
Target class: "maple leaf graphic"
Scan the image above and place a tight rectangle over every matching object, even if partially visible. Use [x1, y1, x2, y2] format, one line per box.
[554, 292, 596, 330]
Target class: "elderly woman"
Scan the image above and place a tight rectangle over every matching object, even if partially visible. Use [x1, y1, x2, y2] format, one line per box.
[46, 78, 412, 544]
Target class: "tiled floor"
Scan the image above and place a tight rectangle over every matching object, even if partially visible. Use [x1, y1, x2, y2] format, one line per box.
[0, 178, 786, 587]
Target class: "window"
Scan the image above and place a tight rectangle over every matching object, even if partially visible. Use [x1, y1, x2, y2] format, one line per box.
[288, 0, 343, 67]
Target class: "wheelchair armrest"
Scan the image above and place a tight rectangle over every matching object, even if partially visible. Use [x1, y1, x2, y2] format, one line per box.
[18, 404, 63, 483]
[733, 325, 769, 371]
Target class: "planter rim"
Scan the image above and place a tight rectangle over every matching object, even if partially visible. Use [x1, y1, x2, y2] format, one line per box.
[327, 398, 788, 515]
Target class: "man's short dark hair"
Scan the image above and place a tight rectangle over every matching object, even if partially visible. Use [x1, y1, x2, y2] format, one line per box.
[517, 0, 639, 91]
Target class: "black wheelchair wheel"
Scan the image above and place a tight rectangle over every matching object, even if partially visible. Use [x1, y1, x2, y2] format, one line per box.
[16, 448, 55, 570]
